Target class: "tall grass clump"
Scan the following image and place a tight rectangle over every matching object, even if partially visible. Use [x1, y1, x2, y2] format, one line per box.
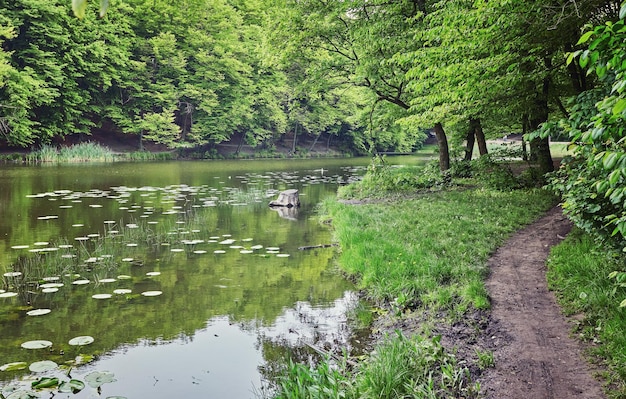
[547, 230, 626, 398]
[58, 142, 116, 162]
[27, 143, 116, 163]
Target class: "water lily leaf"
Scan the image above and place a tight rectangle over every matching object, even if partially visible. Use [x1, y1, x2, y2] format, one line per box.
[31, 377, 59, 389]
[113, 289, 132, 295]
[146, 272, 161, 276]
[141, 291, 162, 297]
[72, 279, 90, 285]
[29, 360, 58, 373]
[92, 294, 112, 299]
[3, 272, 22, 277]
[26, 309, 51, 316]
[84, 370, 116, 388]
[0, 362, 28, 371]
[6, 390, 41, 399]
[58, 379, 85, 394]
[21, 340, 53, 349]
[0, 292, 19, 298]
[68, 336, 94, 346]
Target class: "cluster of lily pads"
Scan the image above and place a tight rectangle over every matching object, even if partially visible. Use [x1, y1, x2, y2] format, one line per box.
[0, 335, 124, 399]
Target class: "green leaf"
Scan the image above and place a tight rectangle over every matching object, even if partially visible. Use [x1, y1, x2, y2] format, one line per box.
[620, 3, 626, 20]
[577, 30, 594, 45]
[31, 377, 59, 390]
[566, 50, 581, 65]
[603, 152, 619, 169]
[72, 0, 88, 19]
[58, 379, 85, 394]
[612, 98, 626, 115]
[620, 298, 626, 307]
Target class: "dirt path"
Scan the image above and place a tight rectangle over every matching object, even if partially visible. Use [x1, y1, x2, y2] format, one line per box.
[479, 207, 606, 399]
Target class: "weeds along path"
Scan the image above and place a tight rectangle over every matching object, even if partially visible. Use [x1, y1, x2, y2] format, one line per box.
[479, 207, 606, 399]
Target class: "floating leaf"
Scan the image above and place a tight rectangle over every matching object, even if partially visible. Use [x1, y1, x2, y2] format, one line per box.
[41, 288, 58, 293]
[29, 361, 58, 373]
[113, 289, 132, 295]
[0, 292, 18, 298]
[27, 309, 51, 316]
[146, 272, 161, 276]
[68, 336, 94, 346]
[98, 278, 117, 283]
[3, 272, 22, 277]
[141, 291, 162, 297]
[40, 283, 63, 289]
[0, 362, 28, 371]
[31, 377, 59, 389]
[72, 279, 90, 285]
[11, 245, 29, 249]
[92, 294, 112, 299]
[58, 379, 85, 394]
[6, 389, 41, 399]
[84, 371, 116, 388]
[117, 275, 132, 279]
[21, 341, 53, 349]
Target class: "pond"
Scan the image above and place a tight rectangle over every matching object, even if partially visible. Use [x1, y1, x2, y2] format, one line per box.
[0, 158, 385, 399]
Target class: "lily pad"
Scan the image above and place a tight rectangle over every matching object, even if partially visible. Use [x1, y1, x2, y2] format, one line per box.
[31, 377, 59, 389]
[92, 294, 112, 299]
[26, 309, 51, 316]
[0, 362, 28, 372]
[41, 288, 58, 293]
[146, 272, 161, 276]
[72, 279, 90, 285]
[58, 379, 85, 394]
[29, 360, 58, 373]
[0, 292, 18, 298]
[6, 390, 41, 399]
[11, 245, 29, 249]
[68, 336, 94, 346]
[141, 291, 162, 297]
[117, 275, 132, 279]
[98, 278, 117, 283]
[113, 289, 132, 295]
[40, 283, 63, 289]
[3, 272, 22, 277]
[21, 340, 53, 349]
[84, 370, 116, 388]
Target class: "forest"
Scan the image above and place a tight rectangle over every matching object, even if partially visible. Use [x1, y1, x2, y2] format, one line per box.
[0, 0, 625, 247]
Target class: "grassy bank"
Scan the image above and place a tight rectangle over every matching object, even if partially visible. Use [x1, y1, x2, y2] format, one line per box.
[266, 159, 558, 398]
[547, 230, 626, 397]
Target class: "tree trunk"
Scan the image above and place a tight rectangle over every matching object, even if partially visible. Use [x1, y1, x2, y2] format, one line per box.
[292, 123, 298, 154]
[474, 118, 488, 156]
[529, 76, 554, 173]
[433, 122, 450, 171]
[463, 121, 475, 162]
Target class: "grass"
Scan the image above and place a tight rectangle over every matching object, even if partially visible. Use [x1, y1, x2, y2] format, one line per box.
[547, 229, 626, 398]
[26, 143, 117, 163]
[323, 186, 555, 313]
[266, 159, 558, 399]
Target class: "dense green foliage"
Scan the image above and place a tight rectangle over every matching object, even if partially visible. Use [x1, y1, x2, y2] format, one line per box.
[548, 2, 626, 253]
[0, 0, 374, 153]
[547, 230, 626, 398]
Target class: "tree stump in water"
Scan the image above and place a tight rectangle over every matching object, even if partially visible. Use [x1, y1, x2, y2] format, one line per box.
[269, 189, 300, 208]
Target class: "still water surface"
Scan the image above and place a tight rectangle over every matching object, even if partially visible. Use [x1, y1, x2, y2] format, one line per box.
[0, 158, 378, 399]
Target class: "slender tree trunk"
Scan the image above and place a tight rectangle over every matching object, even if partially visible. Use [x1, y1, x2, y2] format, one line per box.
[292, 123, 298, 154]
[529, 76, 554, 173]
[464, 121, 475, 162]
[433, 122, 450, 171]
[309, 132, 322, 151]
[474, 118, 488, 156]
[235, 132, 246, 155]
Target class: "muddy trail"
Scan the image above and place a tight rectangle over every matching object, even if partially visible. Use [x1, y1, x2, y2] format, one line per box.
[478, 207, 606, 399]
